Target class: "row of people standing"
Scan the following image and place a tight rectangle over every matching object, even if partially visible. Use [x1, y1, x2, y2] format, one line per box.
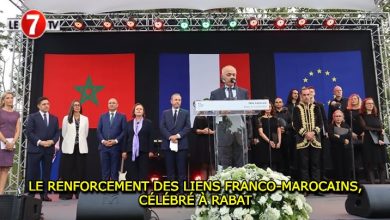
[19, 91, 191, 200]
[325, 91, 387, 184]
[248, 86, 388, 184]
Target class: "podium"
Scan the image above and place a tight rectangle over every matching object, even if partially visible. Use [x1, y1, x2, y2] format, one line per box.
[194, 100, 268, 173]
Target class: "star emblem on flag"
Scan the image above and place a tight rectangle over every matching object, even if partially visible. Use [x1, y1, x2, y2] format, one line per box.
[302, 68, 336, 85]
[75, 75, 104, 105]
[275, 51, 366, 117]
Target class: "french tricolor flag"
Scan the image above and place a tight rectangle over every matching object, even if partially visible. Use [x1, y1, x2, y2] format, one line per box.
[159, 53, 251, 124]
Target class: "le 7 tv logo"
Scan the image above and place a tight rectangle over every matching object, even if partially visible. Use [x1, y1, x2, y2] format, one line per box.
[9, 10, 60, 39]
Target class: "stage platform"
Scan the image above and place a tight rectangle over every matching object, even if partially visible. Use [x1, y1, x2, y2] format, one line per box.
[37, 193, 385, 220]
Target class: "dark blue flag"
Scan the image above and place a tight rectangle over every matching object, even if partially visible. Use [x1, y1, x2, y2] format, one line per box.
[274, 51, 365, 114]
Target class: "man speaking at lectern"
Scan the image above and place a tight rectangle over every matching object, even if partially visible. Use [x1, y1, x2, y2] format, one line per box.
[210, 65, 249, 168]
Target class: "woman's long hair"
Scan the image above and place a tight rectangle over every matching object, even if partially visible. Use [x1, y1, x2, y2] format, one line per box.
[360, 97, 378, 116]
[286, 89, 300, 105]
[67, 100, 83, 124]
[331, 109, 345, 124]
[346, 93, 362, 110]
[0, 91, 14, 108]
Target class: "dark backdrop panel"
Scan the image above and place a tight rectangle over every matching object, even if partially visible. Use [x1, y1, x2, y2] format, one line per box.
[30, 31, 376, 180]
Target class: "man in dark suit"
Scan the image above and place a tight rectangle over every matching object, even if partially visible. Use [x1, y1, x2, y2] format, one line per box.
[97, 98, 127, 180]
[210, 65, 249, 169]
[160, 93, 191, 190]
[25, 97, 60, 201]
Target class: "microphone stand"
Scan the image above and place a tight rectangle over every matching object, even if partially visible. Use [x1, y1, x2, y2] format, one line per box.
[350, 110, 356, 180]
[267, 115, 273, 170]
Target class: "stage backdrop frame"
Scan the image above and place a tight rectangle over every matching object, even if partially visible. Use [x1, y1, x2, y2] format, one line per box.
[5, 11, 390, 194]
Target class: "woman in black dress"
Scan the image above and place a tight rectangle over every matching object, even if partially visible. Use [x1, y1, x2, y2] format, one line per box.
[192, 116, 214, 180]
[328, 110, 352, 180]
[285, 89, 300, 177]
[359, 97, 387, 184]
[344, 94, 364, 178]
[254, 103, 282, 171]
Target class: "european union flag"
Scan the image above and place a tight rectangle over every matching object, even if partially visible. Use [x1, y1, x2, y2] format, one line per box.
[274, 51, 366, 114]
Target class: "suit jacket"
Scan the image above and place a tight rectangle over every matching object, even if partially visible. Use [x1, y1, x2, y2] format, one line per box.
[160, 108, 191, 150]
[25, 112, 60, 154]
[61, 114, 89, 154]
[124, 118, 154, 153]
[209, 87, 249, 100]
[97, 112, 127, 151]
[210, 86, 249, 146]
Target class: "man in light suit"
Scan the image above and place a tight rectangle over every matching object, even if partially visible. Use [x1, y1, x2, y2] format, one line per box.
[210, 65, 249, 168]
[25, 97, 60, 201]
[97, 98, 127, 180]
[160, 93, 191, 190]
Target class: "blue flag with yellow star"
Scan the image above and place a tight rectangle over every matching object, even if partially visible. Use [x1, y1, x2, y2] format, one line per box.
[274, 51, 365, 113]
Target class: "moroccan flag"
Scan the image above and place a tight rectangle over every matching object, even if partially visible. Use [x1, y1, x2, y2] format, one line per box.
[158, 53, 251, 124]
[274, 51, 365, 114]
[43, 54, 135, 128]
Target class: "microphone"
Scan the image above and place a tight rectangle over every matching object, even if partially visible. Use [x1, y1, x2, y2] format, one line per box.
[231, 78, 236, 83]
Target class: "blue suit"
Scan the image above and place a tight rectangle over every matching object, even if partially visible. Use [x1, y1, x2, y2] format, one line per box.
[160, 108, 191, 185]
[25, 112, 60, 194]
[97, 112, 127, 180]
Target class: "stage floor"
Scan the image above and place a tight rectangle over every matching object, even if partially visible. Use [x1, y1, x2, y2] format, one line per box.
[37, 193, 383, 220]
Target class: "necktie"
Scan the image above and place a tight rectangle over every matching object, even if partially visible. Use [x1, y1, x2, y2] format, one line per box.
[43, 113, 48, 127]
[110, 113, 114, 125]
[173, 110, 177, 124]
[228, 87, 234, 99]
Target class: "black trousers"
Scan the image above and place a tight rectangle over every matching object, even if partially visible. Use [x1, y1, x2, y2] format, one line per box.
[125, 152, 149, 181]
[219, 139, 244, 169]
[298, 146, 321, 181]
[60, 144, 87, 182]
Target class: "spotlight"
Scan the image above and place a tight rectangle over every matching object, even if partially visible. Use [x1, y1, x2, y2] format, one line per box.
[248, 17, 259, 29]
[295, 17, 307, 28]
[73, 18, 85, 30]
[274, 17, 287, 29]
[201, 19, 211, 30]
[194, 175, 202, 181]
[153, 19, 164, 30]
[150, 174, 160, 182]
[126, 17, 137, 30]
[228, 19, 238, 28]
[102, 18, 113, 30]
[323, 17, 337, 28]
[180, 19, 189, 30]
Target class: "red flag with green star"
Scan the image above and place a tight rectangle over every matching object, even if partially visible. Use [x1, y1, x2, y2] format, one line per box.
[43, 54, 135, 128]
